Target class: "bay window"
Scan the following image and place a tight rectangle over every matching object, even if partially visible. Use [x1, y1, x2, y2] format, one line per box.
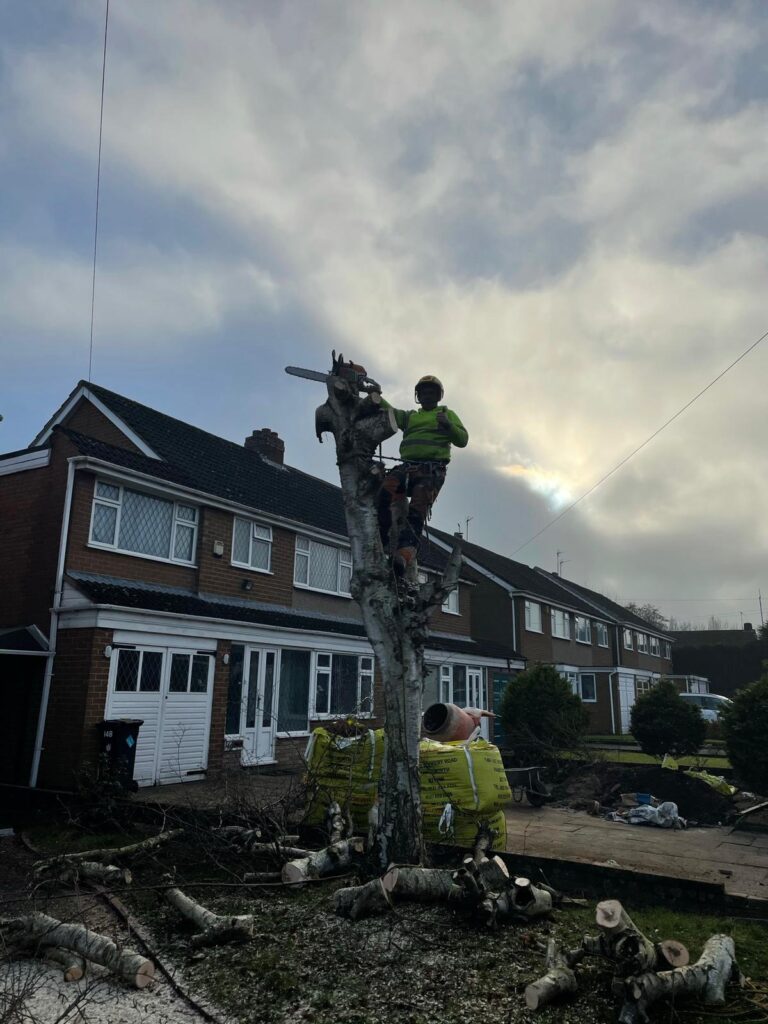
[90, 480, 197, 564]
[294, 536, 352, 596]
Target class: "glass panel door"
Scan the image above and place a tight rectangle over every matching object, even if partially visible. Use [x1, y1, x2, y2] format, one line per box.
[241, 648, 278, 765]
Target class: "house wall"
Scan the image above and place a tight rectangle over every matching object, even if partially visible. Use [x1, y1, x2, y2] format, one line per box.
[581, 672, 617, 734]
[469, 578, 514, 646]
[0, 433, 74, 636]
[37, 627, 113, 789]
[619, 637, 673, 675]
[198, 508, 294, 606]
[513, 597, 613, 668]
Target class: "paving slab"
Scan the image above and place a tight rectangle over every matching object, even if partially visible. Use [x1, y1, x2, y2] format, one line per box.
[504, 804, 768, 900]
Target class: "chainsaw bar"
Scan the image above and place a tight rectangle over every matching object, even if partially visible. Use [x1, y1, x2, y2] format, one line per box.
[285, 365, 381, 391]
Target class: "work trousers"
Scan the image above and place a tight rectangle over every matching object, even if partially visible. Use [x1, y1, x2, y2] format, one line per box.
[377, 461, 447, 562]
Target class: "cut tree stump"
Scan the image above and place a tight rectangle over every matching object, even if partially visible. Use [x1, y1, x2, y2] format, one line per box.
[525, 938, 579, 1010]
[161, 883, 255, 948]
[619, 934, 737, 1024]
[282, 837, 365, 886]
[0, 912, 153, 988]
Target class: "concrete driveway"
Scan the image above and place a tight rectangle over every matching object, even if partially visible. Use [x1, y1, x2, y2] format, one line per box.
[505, 803, 768, 900]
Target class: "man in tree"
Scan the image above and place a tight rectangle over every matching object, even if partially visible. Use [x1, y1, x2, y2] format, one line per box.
[377, 375, 468, 578]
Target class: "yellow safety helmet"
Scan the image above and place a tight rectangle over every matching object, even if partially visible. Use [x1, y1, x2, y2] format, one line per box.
[415, 374, 444, 402]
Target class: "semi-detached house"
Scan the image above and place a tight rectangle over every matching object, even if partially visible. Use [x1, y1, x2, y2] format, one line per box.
[430, 529, 708, 735]
[0, 382, 522, 791]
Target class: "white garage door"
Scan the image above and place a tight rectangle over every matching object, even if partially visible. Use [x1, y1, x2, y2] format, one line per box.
[106, 645, 214, 786]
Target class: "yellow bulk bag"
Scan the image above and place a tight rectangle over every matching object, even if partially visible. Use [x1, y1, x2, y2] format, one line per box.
[419, 738, 512, 813]
[423, 806, 507, 847]
[304, 727, 383, 826]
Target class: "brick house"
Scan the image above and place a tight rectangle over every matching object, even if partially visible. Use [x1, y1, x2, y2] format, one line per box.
[0, 382, 521, 790]
[430, 529, 703, 735]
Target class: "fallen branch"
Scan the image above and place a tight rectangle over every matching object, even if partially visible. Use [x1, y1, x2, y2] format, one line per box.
[525, 938, 579, 1010]
[282, 837, 365, 886]
[619, 934, 737, 1024]
[35, 860, 132, 888]
[0, 912, 153, 988]
[161, 882, 254, 948]
[37, 945, 86, 982]
[35, 830, 181, 868]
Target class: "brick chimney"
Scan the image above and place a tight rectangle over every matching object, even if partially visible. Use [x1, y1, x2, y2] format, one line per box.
[244, 428, 285, 464]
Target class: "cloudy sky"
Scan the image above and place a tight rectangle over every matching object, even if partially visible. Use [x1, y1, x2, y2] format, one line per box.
[2, 0, 767, 629]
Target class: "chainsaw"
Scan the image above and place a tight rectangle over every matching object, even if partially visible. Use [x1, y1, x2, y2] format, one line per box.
[285, 351, 381, 393]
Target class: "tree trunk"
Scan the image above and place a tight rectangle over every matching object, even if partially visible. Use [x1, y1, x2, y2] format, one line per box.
[333, 865, 457, 919]
[525, 939, 579, 1010]
[282, 837, 365, 886]
[161, 885, 254, 948]
[315, 359, 463, 869]
[35, 830, 181, 868]
[619, 935, 737, 1024]
[35, 860, 132, 887]
[0, 913, 153, 988]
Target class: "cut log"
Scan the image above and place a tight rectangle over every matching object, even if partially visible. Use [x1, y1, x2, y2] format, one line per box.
[586, 900, 690, 978]
[619, 934, 737, 1024]
[0, 912, 153, 988]
[325, 801, 350, 844]
[525, 938, 579, 1010]
[478, 880, 553, 927]
[282, 837, 365, 886]
[161, 884, 254, 948]
[39, 945, 86, 982]
[334, 865, 457, 919]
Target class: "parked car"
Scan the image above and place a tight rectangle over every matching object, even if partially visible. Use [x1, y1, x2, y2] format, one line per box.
[680, 692, 733, 722]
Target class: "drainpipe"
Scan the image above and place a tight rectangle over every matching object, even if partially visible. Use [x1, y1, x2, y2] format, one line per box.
[29, 459, 76, 787]
[510, 592, 517, 652]
[608, 670, 617, 736]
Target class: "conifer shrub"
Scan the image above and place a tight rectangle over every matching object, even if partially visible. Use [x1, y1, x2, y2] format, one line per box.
[721, 672, 768, 794]
[629, 679, 707, 759]
[499, 663, 589, 768]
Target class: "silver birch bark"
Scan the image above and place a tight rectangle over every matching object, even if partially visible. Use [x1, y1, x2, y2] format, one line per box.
[315, 358, 462, 869]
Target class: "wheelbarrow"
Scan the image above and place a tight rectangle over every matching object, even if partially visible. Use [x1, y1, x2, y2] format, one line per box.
[505, 766, 550, 807]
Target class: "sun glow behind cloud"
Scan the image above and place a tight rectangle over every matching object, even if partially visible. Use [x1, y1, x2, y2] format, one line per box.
[499, 463, 574, 510]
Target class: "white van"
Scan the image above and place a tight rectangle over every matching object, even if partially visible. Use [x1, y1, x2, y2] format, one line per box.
[680, 692, 732, 722]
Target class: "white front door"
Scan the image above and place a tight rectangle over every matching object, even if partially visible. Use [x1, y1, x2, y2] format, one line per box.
[106, 646, 214, 786]
[466, 668, 489, 739]
[240, 647, 278, 765]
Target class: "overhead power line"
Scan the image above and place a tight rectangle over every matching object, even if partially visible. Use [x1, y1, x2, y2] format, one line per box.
[88, 0, 110, 383]
[511, 326, 768, 556]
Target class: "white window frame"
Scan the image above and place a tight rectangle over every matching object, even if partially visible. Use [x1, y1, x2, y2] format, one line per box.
[575, 616, 592, 644]
[595, 622, 609, 648]
[649, 635, 660, 657]
[89, 479, 198, 566]
[294, 536, 353, 597]
[231, 517, 273, 574]
[311, 652, 374, 719]
[550, 608, 571, 640]
[524, 600, 542, 632]
[623, 628, 634, 650]
[442, 586, 460, 615]
[637, 633, 648, 654]
[636, 676, 655, 696]
[577, 673, 597, 703]
[662, 641, 672, 660]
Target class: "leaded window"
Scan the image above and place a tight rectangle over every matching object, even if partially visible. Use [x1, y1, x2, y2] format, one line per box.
[90, 480, 198, 564]
[294, 536, 352, 596]
[313, 653, 374, 717]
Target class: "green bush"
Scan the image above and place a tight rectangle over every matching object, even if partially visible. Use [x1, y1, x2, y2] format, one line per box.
[498, 664, 589, 768]
[629, 680, 707, 759]
[721, 674, 768, 794]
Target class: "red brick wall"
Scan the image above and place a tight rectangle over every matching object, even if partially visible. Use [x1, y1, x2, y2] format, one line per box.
[429, 583, 472, 636]
[197, 509, 293, 606]
[515, 598, 618, 668]
[582, 672, 617, 734]
[207, 640, 230, 771]
[0, 433, 75, 635]
[63, 398, 143, 453]
[65, 471, 197, 589]
[37, 627, 113, 789]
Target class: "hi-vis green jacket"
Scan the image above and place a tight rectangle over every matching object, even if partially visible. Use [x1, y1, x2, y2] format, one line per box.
[380, 399, 468, 463]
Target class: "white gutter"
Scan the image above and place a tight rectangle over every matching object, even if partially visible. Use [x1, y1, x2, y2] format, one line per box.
[29, 459, 76, 787]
